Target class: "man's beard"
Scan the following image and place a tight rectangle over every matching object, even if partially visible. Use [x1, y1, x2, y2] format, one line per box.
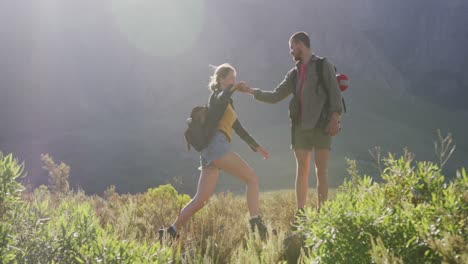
[293, 51, 302, 62]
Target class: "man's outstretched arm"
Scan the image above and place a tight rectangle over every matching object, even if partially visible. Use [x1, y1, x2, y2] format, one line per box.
[238, 69, 296, 104]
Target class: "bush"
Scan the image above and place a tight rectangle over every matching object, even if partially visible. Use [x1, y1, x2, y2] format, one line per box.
[0, 152, 26, 263]
[301, 153, 468, 263]
[0, 152, 25, 216]
[1, 147, 466, 263]
[41, 154, 70, 195]
[1, 152, 174, 263]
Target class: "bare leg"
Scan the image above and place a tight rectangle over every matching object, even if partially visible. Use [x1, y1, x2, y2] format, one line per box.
[172, 166, 219, 229]
[314, 148, 329, 211]
[294, 149, 312, 210]
[213, 152, 260, 217]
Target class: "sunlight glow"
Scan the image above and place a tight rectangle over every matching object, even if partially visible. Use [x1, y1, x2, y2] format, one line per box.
[111, 0, 205, 57]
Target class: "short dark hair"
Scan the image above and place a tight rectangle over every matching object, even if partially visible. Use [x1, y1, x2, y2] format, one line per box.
[290, 32, 310, 48]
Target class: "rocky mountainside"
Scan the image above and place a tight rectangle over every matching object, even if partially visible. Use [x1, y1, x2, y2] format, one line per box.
[0, 0, 466, 194]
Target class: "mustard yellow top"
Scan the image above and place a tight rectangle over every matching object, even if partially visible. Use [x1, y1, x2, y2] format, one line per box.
[217, 103, 237, 141]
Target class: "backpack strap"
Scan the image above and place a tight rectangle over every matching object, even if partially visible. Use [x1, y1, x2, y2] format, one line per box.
[315, 57, 330, 111]
[316, 57, 326, 89]
[184, 124, 192, 151]
[291, 68, 298, 96]
[342, 98, 347, 113]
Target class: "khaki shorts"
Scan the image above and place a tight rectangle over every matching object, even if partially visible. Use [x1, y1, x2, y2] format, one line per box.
[291, 126, 332, 150]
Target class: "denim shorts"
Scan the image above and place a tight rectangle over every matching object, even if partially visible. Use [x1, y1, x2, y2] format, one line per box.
[199, 131, 230, 170]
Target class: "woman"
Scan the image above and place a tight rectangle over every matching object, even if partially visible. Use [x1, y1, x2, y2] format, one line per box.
[159, 63, 269, 241]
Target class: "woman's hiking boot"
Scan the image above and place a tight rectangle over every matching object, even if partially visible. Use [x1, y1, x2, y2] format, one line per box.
[249, 216, 268, 240]
[158, 226, 178, 244]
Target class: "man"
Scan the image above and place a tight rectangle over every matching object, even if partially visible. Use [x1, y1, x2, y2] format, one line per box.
[237, 32, 343, 217]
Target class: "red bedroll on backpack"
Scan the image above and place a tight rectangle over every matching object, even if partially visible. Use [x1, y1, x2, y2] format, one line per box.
[336, 73, 349, 92]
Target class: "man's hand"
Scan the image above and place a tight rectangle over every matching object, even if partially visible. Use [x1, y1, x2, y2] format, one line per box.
[256, 146, 269, 160]
[326, 113, 341, 136]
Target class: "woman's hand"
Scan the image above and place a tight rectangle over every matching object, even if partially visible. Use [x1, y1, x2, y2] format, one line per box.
[256, 146, 269, 160]
[235, 82, 252, 93]
[232, 82, 248, 92]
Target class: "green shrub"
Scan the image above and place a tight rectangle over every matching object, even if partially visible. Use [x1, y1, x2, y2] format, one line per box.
[301, 153, 467, 263]
[0, 152, 25, 216]
[41, 154, 70, 195]
[1, 147, 466, 263]
[0, 152, 26, 263]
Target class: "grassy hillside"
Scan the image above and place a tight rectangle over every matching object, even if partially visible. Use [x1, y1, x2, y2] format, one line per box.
[1, 139, 466, 263]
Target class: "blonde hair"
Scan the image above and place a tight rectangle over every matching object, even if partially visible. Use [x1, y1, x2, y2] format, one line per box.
[208, 63, 236, 91]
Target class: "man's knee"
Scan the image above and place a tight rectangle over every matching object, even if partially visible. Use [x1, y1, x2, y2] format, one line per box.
[316, 166, 328, 176]
[314, 150, 329, 176]
[295, 151, 311, 167]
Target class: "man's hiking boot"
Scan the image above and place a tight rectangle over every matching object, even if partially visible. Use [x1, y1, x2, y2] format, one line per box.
[158, 226, 178, 244]
[290, 208, 306, 231]
[283, 232, 306, 264]
[249, 216, 268, 240]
